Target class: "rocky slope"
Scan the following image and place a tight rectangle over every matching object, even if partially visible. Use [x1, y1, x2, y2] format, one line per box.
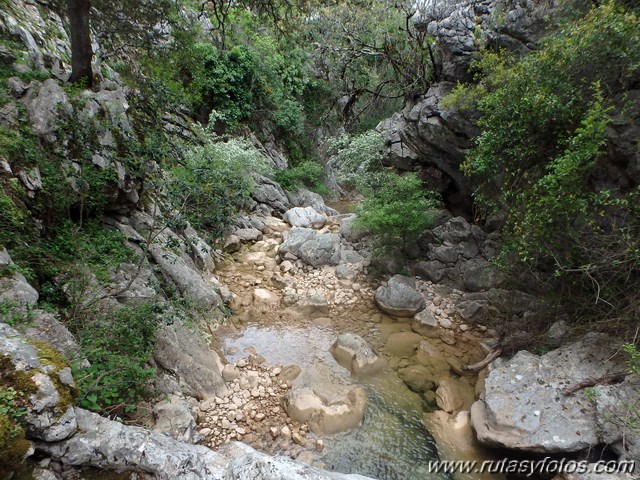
[0, 1, 376, 478]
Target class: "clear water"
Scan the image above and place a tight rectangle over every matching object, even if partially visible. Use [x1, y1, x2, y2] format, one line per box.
[223, 323, 449, 480]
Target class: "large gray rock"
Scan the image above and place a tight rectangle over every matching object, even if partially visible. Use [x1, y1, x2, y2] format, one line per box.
[471, 333, 634, 453]
[377, 84, 479, 204]
[374, 275, 426, 317]
[37, 408, 372, 480]
[286, 188, 339, 216]
[282, 384, 367, 434]
[227, 448, 373, 479]
[339, 214, 369, 243]
[278, 227, 342, 267]
[153, 394, 198, 443]
[285, 295, 330, 320]
[283, 206, 327, 228]
[412, 309, 440, 337]
[132, 216, 221, 308]
[431, 216, 474, 244]
[412, 260, 446, 283]
[36, 408, 366, 480]
[461, 260, 502, 291]
[153, 321, 229, 400]
[0, 270, 39, 305]
[594, 375, 640, 466]
[251, 174, 291, 213]
[25, 79, 71, 137]
[414, 0, 558, 81]
[19, 310, 84, 366]
[37, 407, 227, 480]
[0, 247, 39, 305]
[330, 333, 385, 376]
[108, 262, 159, 304]
[0, 323, 77, 442]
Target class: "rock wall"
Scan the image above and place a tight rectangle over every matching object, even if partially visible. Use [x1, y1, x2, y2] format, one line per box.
[377, 0, 560, 214]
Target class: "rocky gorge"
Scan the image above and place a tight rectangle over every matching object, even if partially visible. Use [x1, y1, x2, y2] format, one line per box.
[1, 0, 639, 479]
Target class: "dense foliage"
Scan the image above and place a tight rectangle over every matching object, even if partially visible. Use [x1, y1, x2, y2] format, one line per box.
[76, 302, 159, 414]
[164, 139, 271, 239]
[450, 1, 640, 330]
[333, 131, 441, 252]
[356, 172, 440, 252]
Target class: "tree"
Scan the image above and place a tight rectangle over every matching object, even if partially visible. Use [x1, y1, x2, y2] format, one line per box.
[67, 0, 93, 86]
[451, 1, 640, 329]
[306, 0, 437, 127]
[64, 0, 175, 87]
[356, 172, 440, 252]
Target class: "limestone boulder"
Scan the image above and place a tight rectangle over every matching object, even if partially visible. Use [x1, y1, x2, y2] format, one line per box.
[286, 188, 339, 217]
[153, 321, 229, 400]
[285, 295, 330, 320]
[282, 384, 367, 434]
[283, 206, 327, 229]
[339, 214, 368, 243]
[374, 275, 426, 317]
[37, 408, 226, 479]
[0, 248, 39, 305]
[330, 333, 385, 377]
[19, 310, 85, 366]
[152, 394, 198, 443]
[471, 333, 632, 453]
[278, 228, 342, 267]
[251, 174, 291, 213]
[412, 309, 440, 337]
[130, 214, 223, 309]
[26, 79, 71, 137]
[0, 323, 77, 442]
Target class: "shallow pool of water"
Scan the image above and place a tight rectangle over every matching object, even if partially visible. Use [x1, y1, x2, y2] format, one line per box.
[223, 323, 448, 480]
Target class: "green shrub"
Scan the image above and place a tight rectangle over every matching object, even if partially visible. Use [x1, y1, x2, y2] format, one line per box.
[450, 1, 640, 328]
[275, 161, 325, 193]
[331, 131, 386, 192]
[75, 302, 159, 414]
[356, 172, 440, 252]
[165, 139, 271, 239]
[41, 219, 135, 282]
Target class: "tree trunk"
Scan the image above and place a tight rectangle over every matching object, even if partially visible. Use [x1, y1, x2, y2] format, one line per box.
[68, 0, 93, 87]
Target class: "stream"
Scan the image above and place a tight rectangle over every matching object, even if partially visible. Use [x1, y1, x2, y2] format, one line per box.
[212, 213, 496, 480]
[222, 324, 445, 480]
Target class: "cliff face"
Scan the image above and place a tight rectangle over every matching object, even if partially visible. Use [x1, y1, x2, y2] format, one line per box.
[377, 0, 560, 216]
[379, 0, 640, 218]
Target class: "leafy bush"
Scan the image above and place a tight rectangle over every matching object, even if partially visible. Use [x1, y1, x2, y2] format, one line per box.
[356, 172, 440, 251]
[75, 302, 159, 414]
[331, 130, 386, 192]
[274, 161, 325, 193]
[165, 139, 271, 239]
[449, 1, 640, 328]
[40, 220, 135, 282]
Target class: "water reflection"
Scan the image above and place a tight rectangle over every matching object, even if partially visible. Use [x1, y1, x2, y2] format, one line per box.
[223, 324, 449, 480]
